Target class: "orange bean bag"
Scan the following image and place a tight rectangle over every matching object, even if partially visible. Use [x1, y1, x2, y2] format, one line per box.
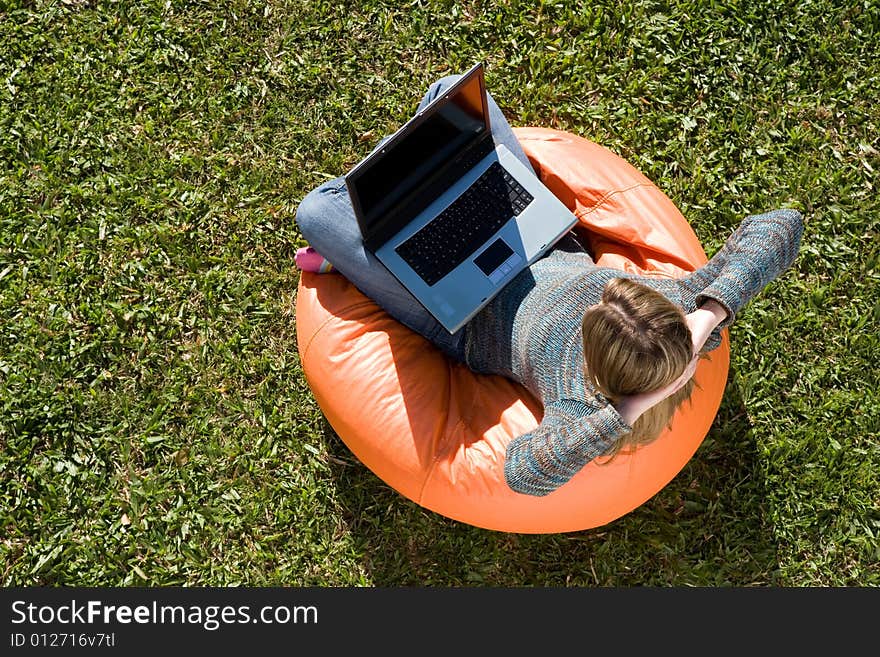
[295, 127, 729, 534]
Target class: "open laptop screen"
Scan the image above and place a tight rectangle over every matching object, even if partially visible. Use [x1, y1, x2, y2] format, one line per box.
[346, 64, 491, 247]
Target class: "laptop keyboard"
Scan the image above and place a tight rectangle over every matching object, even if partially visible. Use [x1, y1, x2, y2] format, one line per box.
[395, 161, 534, 286]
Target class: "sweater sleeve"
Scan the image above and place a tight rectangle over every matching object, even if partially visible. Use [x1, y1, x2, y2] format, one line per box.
[681, 209, 804, 347]
[504, 398, 632, 497]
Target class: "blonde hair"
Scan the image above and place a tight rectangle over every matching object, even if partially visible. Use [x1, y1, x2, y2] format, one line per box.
[581, 277, 697, 459]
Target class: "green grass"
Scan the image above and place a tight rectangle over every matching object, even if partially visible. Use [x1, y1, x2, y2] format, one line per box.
[1, 0, 878, 586]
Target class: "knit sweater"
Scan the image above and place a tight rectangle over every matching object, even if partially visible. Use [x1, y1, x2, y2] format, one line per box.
[462, 209, 804, 496]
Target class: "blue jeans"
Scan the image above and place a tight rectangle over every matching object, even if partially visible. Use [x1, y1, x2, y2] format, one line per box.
[295, 75, 535, 361]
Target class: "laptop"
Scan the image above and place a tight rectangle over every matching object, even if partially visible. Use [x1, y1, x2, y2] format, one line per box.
[345, 62, 578, 334]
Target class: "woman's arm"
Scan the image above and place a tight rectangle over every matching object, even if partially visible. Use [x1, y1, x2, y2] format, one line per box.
[682, 209, 804, 332]
[504, 399, 631, 497]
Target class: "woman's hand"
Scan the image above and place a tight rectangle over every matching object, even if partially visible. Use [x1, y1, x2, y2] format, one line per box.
[614, 354, 699, 426]
[686, 299, 728, 355]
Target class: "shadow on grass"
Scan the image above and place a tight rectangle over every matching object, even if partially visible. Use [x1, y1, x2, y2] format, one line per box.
[319, 368, 777, 586]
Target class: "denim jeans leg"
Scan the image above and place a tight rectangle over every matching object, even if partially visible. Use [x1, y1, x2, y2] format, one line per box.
[295, 176, 468, 360]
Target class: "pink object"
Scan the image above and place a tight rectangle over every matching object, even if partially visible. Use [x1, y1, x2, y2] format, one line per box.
[295, 247, 334, 273]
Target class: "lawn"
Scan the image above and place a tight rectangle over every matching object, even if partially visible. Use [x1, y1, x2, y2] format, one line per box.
[1, 0, 878, 586]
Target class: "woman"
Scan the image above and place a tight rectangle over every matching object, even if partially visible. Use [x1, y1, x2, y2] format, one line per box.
[295, 75, 804, 497]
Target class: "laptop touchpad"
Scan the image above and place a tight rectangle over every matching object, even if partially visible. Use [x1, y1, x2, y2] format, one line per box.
[474, 238, 521, 284]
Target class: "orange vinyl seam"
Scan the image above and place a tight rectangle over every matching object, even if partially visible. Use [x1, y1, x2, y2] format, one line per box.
[417, 363, 474, 504]
[573, 182, 655, 219]
[574, 181, 690, 279]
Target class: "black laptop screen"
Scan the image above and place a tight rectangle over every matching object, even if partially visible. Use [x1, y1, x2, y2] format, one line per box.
[348, 69, 489, 240]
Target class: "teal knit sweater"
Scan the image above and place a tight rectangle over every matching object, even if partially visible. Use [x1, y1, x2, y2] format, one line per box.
[462, 209, 804, 497]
